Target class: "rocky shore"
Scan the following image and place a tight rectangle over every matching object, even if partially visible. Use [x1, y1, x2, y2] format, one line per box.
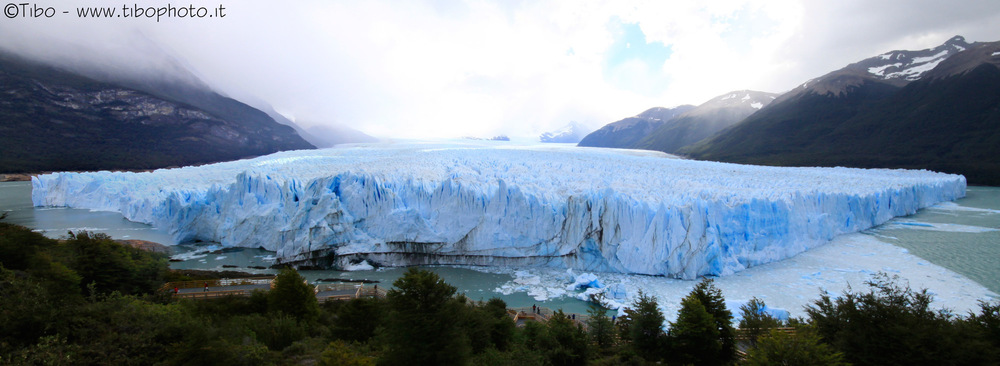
[0, 173, 36, 182]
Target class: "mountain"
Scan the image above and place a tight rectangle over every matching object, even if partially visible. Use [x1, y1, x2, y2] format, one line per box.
[252, 103, 377, 149]
[777, 35, 971, 100]
[0, 50, 314, 173]
[633, 90, 778, 153]
[540, 121, 591, 143]
[302, 124, 378, 148]
[684, 36, 1000, 185]
[577, 105, 695, 148]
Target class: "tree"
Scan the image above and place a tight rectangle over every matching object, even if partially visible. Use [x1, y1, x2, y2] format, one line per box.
[460, 297, 516, 353]
[669, 296, 721, 366]
[739, 297, 782, 348]
[267, 267, 319, 322]
[543, 310, 590, 366]
[586, 303, 616, 355]
[805, 272, 990, 366]
[320, 340, 375, 366]
[967, 300, 1000, 361]
[689, 278, 736, 363]
[380, 268, 470, 365]
[332, 297, 385, 343]
[742, 327, 848, 366]
[0, 222, 55, 271]
[618, 290, 665, 362]
[66, 231, 167, 296]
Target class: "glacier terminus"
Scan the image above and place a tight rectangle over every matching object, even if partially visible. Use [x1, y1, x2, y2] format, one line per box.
[31, 141, 966, 279]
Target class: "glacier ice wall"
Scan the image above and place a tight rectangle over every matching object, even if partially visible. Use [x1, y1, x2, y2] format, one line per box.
[31, 141, 966, 279]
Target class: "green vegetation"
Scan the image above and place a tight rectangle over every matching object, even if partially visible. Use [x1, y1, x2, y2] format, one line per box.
[737, 297, 782, 347]
[742, 327, 848, 366]
[268, 267, 320, 322]
[2, 221, 999, 365]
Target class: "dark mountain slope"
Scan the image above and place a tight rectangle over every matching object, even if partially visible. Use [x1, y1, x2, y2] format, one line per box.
[682, 80, 900, 161]
[685, 40, 1000, 185]
[822, 63, 1000, 183]
[0, 51, 314, 173]
[634, 90, 777, 153]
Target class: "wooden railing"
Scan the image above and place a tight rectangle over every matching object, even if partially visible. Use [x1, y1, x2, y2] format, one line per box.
[357, 287, 388, 299]
[507, 306, 590, 328]
[174, 289, 253, 299]
[163, 277, 275, 291]
[166, 279, 385, 302]
[315, 283, 361, 292]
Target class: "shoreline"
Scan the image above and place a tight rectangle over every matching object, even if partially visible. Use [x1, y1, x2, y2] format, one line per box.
[0, 173, 37, 182]
[1, 169, 161, 182]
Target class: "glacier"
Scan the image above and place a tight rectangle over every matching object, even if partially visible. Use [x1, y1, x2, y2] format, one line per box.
[31, 141, 966, 279]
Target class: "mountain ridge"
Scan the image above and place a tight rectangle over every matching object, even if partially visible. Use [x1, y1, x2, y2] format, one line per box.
[0, 49, 315, 173]
[634, 90, 778, 153]
[577, 105, 695, 148]
[684, 36, 1000, 185]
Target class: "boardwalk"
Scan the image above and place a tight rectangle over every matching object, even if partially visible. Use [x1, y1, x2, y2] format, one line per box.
[166, 278, 593, 327]
[164, 277, 386, 301]
[508, 306, 592, 328]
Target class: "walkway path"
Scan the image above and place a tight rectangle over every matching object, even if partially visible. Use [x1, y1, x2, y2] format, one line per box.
[165, 277, 387, 301]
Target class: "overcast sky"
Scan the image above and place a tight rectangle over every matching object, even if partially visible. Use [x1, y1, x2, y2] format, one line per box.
[2, 0, 999, 139]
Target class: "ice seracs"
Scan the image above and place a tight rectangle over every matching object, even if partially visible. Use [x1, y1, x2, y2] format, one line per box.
[32, 141, 966, 279]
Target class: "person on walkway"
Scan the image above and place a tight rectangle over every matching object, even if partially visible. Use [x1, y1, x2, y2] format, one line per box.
[174, 287, 179, 294]
[203, 282, 209, 292]
[532, 304, 536, 313]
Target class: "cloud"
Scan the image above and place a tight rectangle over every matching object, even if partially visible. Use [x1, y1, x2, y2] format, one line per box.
[1, 0, 998, 139]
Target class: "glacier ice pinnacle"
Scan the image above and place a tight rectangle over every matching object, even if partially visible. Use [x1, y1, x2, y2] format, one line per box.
[31, 141, 966, 279]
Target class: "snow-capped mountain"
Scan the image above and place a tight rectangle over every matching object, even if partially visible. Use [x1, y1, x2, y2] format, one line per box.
[787, 36, 975, 98]
[685, 36, 1000, 185]
[577, 105, 695, 148]
[633, 90, 778, 153]
[852, 35, 971, 82]
[540, 121, 591, 143]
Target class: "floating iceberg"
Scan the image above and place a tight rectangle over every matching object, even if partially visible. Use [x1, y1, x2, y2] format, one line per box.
[32, 141, 966, 279]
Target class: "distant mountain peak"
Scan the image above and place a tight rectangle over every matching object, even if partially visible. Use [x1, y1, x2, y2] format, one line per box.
[922, 40, 1000, 80]
[540, 121, 590, 143]
[850, 35, 973, 84]
[784, 36, 979, 99]
[632, 90, 778, 153]
[577, 105, 694, 148]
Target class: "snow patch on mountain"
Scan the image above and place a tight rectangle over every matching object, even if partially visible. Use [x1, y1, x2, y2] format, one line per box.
[911, 50, 950, 64]
[868, 63, 903, 76]
[884, 58, 947, 80]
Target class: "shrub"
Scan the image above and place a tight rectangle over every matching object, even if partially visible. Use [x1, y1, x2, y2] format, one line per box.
[267, 268, 319, 322]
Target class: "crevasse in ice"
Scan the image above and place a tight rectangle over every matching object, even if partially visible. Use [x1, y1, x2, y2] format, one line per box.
[31, 141, 966, 279]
